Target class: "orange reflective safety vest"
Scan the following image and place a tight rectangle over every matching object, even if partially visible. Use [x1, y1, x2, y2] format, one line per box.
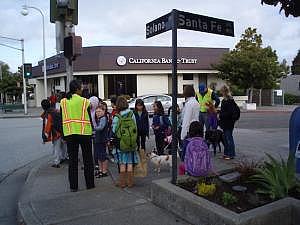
[60, 94, 92, 136]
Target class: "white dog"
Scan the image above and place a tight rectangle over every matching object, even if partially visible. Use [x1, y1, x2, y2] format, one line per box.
[147, 150, 179, 175]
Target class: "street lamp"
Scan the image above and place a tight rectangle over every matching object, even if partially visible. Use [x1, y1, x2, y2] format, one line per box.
[21, 5, 47, 100]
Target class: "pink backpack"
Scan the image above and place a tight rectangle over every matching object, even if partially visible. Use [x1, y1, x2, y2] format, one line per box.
[184, 137, 211, 176]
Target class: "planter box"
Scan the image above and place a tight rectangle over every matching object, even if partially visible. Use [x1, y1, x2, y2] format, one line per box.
[151, 178, 300, 225]
[243, 103, 257, 110]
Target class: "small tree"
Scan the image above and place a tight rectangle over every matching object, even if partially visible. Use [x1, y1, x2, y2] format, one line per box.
[0, 62, 23, 103]
[213, 27, 287, 103]
[261, 0, 300, 17]
[291, 50, 300, 75]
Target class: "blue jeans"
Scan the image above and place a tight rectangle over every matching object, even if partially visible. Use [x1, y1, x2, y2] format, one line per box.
[223, 129, 235, 158]
[199, 112, 210, 130]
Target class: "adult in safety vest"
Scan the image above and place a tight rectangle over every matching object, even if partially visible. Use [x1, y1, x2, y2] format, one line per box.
[195, 83, 220, 130]
[60, 80, 95, 192]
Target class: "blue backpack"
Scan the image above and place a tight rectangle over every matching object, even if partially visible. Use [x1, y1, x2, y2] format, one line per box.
[184, 137, 211, 176]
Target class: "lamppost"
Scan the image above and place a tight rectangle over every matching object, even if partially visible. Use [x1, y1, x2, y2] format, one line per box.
[21, 5, 47, 99]
[0, 35, 27, 114]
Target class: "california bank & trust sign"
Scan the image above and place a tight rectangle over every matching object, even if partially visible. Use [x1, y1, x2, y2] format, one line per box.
[126, 57, 197, 64]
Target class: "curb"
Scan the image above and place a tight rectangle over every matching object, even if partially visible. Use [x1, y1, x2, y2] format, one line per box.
[17, 156, 52, 225]
[0, 115, 40, 119]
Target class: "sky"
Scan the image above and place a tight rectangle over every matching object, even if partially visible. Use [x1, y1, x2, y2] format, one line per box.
[0, 0, 299, 72]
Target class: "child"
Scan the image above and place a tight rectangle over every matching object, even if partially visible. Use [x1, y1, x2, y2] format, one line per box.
[108, 96, 118, 160]
[133, 99, 149, 151]
[151, 101, 170, 155]
[94, 105, 109, 178]
[112, 96, 139, 188]
[41, 99, 66, 168]
[183, 121, 212, 177]
[206, 102, 218, 130]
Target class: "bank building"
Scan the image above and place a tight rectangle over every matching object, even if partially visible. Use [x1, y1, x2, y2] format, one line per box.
[30, 46, 228, 105]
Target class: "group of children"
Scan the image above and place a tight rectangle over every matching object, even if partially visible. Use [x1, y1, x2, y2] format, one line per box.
[42, 92, 215, 179]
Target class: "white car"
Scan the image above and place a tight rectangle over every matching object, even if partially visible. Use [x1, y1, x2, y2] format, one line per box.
[128, 94, 184, 115]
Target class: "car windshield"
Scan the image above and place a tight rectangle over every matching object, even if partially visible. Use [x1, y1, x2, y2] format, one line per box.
[128, 98, 136, 103]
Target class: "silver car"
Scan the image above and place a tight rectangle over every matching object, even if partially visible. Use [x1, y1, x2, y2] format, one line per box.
[128, 94, 173, 115]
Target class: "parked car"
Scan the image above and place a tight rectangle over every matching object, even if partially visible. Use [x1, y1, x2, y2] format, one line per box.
[128, 94, 184, 115]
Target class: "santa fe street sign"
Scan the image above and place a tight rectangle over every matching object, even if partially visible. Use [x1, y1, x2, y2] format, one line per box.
[146, 10, 234, 38]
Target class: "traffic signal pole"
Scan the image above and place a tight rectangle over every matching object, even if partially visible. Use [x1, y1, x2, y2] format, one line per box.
[21, 39, 28, 115]
[65, 21, 74, 92]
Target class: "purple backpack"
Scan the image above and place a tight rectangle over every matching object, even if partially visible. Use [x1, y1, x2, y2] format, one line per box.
[184, 137, 211, 176]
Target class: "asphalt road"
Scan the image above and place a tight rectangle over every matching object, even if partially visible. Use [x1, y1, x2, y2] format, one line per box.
[0, 118, 50, 180]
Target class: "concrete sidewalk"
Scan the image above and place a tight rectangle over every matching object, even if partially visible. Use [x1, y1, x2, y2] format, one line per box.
[17, 127, 290, 225]
[18, 157, 190, 225]
[0, 107, 42, 119]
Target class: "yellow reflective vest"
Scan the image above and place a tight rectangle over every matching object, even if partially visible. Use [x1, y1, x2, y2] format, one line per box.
[196, 89, 213, 113]
[60, 94, 92, 136]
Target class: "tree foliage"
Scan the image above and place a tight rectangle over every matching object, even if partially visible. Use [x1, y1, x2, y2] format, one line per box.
[291, 50, 300, 75]
[261, 0, 300, 17]
[0, 62, 23, 102]
[213, 28, 287, 102]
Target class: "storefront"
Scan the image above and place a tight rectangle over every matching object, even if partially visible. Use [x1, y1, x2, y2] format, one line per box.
[30, 46, 228, 106]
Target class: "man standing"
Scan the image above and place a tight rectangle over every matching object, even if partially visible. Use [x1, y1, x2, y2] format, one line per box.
[60, 80, 95, 192]
[195, 83, 220, 130]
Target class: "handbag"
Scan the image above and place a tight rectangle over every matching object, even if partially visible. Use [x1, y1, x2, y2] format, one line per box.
[134, 149, 148, 177]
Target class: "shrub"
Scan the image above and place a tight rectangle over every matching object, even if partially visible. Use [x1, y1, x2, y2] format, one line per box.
[222, 192, 238, 206]
[249, 154, 298, 200]
[197, 182, 216, 196]
[284, 93, 297, 105]
[235, 158, 261, 180]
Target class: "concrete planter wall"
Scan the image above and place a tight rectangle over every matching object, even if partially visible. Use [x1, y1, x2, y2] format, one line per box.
[151, 178, 300, 225]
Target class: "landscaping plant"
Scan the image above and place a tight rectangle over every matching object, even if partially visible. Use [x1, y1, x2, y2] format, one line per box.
[222, 192, 238, 206]
[235, 158, 261, 180]
[197, 182, 216, 196]
[250, 154, 299, 199]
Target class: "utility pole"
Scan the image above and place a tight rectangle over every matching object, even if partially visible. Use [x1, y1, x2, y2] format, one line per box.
[50, 0, 78, 92]
[65, 21, 74, 91]
[21, 39, 28, 114]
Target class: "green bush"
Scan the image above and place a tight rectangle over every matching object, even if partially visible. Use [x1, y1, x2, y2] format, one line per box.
[249, 154, 298, 200]
[284, 93, 297, 105]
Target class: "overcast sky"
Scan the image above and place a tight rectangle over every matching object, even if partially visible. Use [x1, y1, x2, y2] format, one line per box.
[0, 0, 299, 72]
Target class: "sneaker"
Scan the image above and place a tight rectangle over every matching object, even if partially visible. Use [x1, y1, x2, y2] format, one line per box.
[101, 172, 108, 177]
[51, 164, 60, 168]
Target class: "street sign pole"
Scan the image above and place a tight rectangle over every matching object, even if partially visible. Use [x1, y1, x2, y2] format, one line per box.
[171, 9, 178, 185]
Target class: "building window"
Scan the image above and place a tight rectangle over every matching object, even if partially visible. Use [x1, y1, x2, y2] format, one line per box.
[54, 78, 60, 86]
[183, 73, 193, 80]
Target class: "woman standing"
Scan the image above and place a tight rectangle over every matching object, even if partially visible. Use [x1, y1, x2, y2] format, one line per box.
[112, 96, 139, 188]
[180, 85, 200, 141]
[60, 80, 95, 192]
[219, 85, 240, 160]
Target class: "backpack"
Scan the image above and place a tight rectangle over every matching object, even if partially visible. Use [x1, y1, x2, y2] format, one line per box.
[184, 137, 212, 177]
[49, 110, 63, 134]
[232, 101, 240, 121]
[160, 115, 171, 136]
[115, 111, 137, 152]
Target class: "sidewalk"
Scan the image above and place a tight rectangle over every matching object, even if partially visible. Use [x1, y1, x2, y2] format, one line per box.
[17, 127, 290, 225]
[0, 107, 42, 119]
